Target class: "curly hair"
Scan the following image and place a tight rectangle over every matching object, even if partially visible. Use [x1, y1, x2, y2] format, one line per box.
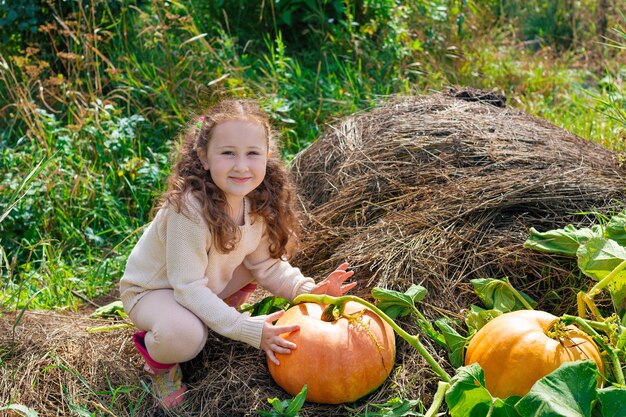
[158, 99, 301, 259]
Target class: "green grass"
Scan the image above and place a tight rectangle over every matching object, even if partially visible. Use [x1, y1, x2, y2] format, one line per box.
[0, 0, 624, 311]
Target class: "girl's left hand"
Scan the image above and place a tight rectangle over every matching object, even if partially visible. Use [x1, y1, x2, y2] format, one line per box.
[311, 262, 356, 296]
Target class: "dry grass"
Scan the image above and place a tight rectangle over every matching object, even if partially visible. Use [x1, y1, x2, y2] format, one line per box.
[291, 89, 626, 316]
[2, 91, 625, 416]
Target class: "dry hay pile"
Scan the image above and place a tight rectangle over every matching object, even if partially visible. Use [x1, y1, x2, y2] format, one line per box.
[2, 91, 626, 417]
[291, 90, 626, 316]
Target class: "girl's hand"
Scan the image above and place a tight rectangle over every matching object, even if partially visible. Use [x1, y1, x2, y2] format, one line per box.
[311, 262, 357, 296]
[261, 310, 299, 366]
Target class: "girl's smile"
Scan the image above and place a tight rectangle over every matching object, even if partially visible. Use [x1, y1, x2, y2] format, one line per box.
[230, 176, 252, 183]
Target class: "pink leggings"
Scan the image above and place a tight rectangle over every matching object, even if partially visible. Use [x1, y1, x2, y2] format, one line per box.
[128, 268, 256, 365]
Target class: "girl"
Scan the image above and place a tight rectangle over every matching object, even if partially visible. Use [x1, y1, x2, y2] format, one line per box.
[119, 99, 355, 409]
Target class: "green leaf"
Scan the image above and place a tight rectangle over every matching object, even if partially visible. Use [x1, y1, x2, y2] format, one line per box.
[372, 285, 427, 319]
[515, 360, 598, 417]
[445, 364, 494, 417]
[259, 385, 307, 417]
[464, 305, 503, 333]
[577, 237, 626, 280]
[577, 237, 626, 319]
[0, 404, 40, 417]
[605, 210, 626, 246]
[89, 300, 127, 318]
[356, 397, 423, 416]
[434, 318, 468, 368]
[445, 363, 521, 417]
[597, 386, 626, 417]
[524, 225, 601, 257]
[241, 296, 290, 317]
[285, 385, 307, 415]
[471, 278, 536, 313]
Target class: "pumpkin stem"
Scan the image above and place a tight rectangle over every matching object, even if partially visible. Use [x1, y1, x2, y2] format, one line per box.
[321, 304, 339, 322]
[424, 381, 450, 417]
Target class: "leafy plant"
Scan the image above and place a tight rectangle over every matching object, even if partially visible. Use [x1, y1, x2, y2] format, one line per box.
[353, 397, 424, 416]
[241, 296, 291, 316]
[258, 385, 307, 417]
[524, 209, 626, 322]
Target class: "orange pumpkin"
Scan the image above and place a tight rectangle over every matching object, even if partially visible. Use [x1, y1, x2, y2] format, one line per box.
[464, 309, 604, 398]
[267, 301, 396, 404]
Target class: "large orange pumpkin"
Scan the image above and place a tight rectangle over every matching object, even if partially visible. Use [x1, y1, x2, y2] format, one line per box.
[464, 309, 604, 398]
[267, 301, 396, 404]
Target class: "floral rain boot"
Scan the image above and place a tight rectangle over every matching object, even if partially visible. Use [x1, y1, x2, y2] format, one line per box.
[133, 331, 187, 409]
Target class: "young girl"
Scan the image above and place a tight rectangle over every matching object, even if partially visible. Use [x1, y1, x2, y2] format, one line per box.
[119, 99, 355, 409]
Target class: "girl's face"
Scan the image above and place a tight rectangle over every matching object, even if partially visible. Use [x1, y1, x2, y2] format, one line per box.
[200, 120, 269, 205]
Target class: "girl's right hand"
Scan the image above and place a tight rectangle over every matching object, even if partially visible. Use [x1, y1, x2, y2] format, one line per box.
[261, 310, 300, 366]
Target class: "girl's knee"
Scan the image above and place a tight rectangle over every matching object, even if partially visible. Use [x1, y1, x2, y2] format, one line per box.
[150, 318, 207, 363]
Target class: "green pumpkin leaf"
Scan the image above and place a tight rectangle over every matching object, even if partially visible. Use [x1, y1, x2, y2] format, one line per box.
[617, 327, 626, 350]
[577, 237, 626, 280]
[524, 225, 601, 257]
[597, 386, 626, 417]
[241, 296, 290, 317]
[515, 360, 598, 417]
[355, 397, 423, 416]
[605, 210, 626, 246]
[470, 278, 536, 313]
[89, 300, 126, 318]
[372, 285, 427, 319]
[434, 318, 468, 368]
[445, 363, 521, 417]
[464, 305, 503, 333]
[577, 237, 626, 320]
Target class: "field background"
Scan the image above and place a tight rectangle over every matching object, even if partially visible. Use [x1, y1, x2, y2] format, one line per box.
[1, 0, 625, 414]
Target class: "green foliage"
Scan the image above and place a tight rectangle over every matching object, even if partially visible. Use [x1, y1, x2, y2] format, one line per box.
[515, 361, 599, 417]
[470, 278, 537, 312]
[0, 100, 166, 309]
[445, 361, 602, 417]
[258, 385, 307, 417]
[241, 296, 291, 316]
[355, 397, 424, 416]
[597, 386, 626, 416]
[372, 285, 427, 319]
[445, 363, 519, 417]
[372, 285, 447, 347]
[524, 209, 626, 321]
[0, 0, 624, 319]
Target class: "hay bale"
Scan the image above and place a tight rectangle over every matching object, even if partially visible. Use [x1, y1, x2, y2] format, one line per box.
[291, 91, 626, 317]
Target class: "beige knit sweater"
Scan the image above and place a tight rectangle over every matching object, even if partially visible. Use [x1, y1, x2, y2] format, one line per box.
[119, 195, 315, 349]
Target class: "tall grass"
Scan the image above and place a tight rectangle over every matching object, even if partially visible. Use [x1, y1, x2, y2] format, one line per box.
[0, 0, 624, 311]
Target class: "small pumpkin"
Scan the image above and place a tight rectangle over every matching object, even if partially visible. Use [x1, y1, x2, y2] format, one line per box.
[464, 309, 604, 398]
[267, 301, 396, 404]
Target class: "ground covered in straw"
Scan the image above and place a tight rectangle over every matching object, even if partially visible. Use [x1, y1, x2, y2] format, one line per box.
[2, 91, 625, 416]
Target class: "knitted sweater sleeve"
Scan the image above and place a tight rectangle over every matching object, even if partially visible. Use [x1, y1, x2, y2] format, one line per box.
[243, 228, 315, 300]
[164, 206, 266, 349]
